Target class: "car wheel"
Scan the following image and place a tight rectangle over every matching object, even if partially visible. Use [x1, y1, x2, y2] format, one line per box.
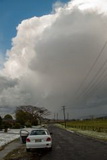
[26, 148, 30, 152]
[49, 147, 52, 151]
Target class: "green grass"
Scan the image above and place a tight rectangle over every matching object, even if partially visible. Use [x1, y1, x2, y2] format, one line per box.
[59, 119, 107, 132]
[56, 118, 107, 141]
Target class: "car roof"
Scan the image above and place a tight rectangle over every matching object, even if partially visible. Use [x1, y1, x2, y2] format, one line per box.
[31, 128, 47, 131]
[20, 126, 48, 134]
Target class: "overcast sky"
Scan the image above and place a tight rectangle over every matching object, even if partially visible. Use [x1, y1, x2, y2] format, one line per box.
[0, 0, 107, 119]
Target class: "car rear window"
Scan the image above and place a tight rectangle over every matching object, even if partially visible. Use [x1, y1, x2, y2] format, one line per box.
[30, 130, 46, 135]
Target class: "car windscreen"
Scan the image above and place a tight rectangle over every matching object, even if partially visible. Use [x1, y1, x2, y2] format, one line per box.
[30, 130, 46, 135]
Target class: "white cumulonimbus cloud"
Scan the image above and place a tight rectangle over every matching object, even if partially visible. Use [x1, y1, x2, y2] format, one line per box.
[1, 0, 107, 118]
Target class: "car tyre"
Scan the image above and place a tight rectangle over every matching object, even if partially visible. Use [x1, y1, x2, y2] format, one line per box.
[26, 148, 30, 152]
[49, 147, 52, 151]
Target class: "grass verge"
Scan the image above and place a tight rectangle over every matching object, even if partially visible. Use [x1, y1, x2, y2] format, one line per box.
[56, 123, 107, 142]
[0, 138, 20, 152]
[3, 145, 31, 160]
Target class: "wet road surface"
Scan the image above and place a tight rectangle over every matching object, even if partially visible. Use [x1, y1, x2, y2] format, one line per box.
[39, 125, 107, 160]
[1, 125, 107, 160]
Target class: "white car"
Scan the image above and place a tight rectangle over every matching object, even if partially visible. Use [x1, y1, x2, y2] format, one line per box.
[26, 128, 52, 152]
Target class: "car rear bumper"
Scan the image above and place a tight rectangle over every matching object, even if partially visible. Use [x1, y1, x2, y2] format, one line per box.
[26, 142, 52, 149]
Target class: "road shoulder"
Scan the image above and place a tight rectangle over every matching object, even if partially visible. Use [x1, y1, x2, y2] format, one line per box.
[0, 139, 22, 160]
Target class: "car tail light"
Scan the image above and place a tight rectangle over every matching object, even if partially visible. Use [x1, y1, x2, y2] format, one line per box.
[26, 138, 30, 142]
[46, 137, 51, 141]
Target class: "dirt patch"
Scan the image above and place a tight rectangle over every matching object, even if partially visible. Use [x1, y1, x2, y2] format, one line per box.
[3, 145, 31, 160]
[3, 145, 48, 160]
[0, 146, 4, 151]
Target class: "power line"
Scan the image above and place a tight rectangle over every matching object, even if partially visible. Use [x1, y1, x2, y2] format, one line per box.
[80, 58, 107, 97]
[84, 70, 107, 99]
[74, 40, 107, 98]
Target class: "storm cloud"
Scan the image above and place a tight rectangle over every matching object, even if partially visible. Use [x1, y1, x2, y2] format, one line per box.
[1, 0, 107, 118]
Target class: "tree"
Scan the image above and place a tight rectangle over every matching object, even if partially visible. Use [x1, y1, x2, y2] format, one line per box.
[0, 116, 2, 125]
[4, 114, 13, 120]
[3, 114, 13, 131]
[15, 105, 50, 126]
[0, 116, 2, 130]
[13, 122, 21, 129]
[15, 109, 28, 126]
[25, 121, 32, 127]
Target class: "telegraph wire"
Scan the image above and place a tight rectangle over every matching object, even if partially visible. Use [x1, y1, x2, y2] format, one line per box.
[80, 58, 107, 97]
[84, 69, 107, 99]
[74, 40, 107, 97]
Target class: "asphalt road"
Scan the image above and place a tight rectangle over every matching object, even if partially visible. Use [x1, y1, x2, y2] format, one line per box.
[39, 125, 107, 160]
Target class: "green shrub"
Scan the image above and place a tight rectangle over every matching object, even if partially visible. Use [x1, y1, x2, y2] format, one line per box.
[13, 123, 21, 129]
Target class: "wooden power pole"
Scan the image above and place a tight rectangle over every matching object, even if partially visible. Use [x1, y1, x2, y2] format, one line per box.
[62, 106, 66, 128]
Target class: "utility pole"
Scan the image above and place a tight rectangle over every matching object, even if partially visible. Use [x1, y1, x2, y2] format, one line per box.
[57, 113, 58, 122]
[62, 106, 66, 128]
[67, 113, 69, 121]
[54, 113, 56, 121]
